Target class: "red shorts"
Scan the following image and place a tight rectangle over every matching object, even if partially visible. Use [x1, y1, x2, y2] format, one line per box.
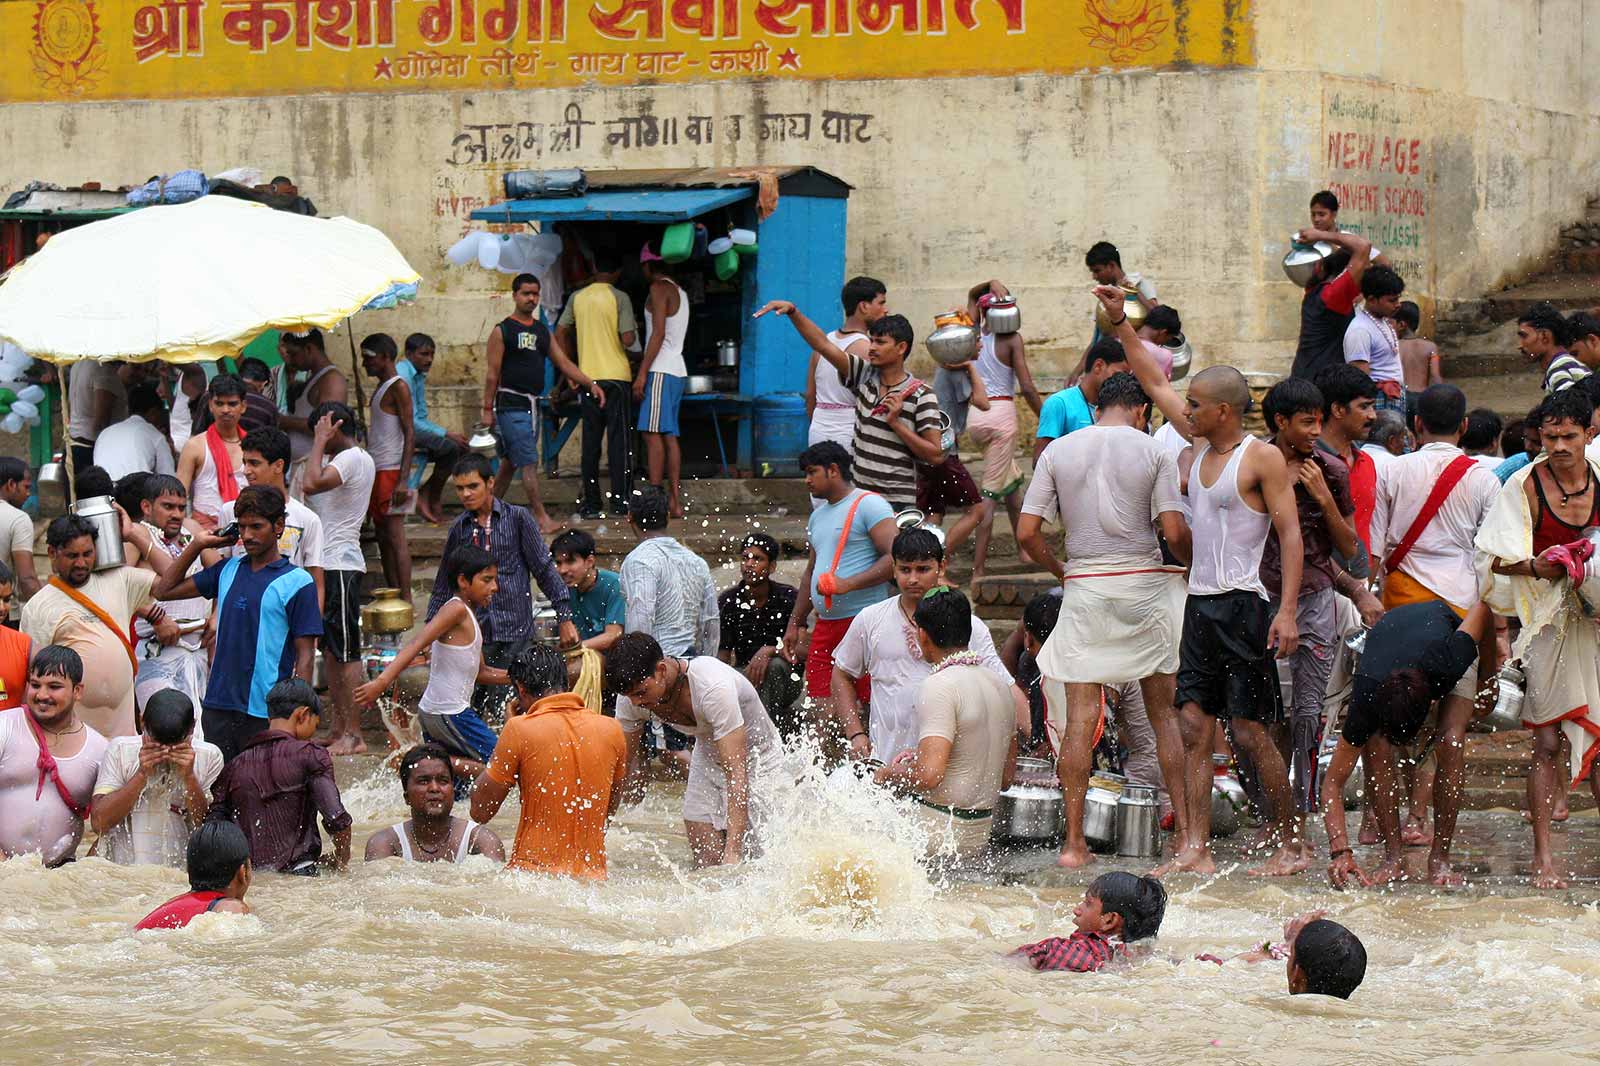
[368, 468, 416, 521]
[916, 454, 982, 513]
[806, 615, 872, 702]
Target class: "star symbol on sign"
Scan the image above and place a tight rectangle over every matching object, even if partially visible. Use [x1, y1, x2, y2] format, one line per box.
[374, 57, 393, 79]
[777, 48, 801, 70]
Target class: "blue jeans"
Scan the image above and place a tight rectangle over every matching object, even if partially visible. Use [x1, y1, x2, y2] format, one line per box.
[495, 406, 541, 470]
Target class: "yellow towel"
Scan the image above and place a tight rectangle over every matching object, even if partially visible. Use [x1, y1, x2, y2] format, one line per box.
[571, 647, 603, 713]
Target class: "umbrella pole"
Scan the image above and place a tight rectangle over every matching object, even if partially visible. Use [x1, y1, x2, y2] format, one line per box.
[346, 323, 367, 433]
[59, 362, 76, 505]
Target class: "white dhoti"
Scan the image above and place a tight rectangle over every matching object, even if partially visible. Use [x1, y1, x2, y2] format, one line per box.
[1520, 614, 1600, 786]
[135, 637, 211, 741]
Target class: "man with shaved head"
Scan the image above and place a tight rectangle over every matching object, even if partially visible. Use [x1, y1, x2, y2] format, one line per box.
[1097, 288, 1307, 876]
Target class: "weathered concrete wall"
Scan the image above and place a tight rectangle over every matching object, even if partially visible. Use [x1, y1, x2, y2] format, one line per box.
[2, 0, 1598, 437]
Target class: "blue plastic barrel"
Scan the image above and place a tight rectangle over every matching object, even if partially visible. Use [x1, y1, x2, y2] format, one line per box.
[753, 392, 808, 477]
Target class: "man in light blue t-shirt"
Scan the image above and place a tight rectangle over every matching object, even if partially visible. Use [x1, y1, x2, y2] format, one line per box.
[784, 441, 899, 727]
[1034, 338, 1130, 459]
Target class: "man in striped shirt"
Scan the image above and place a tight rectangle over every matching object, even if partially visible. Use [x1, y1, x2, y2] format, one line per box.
[756, 301, 944, 510]
[1518, 302, 1591, 395]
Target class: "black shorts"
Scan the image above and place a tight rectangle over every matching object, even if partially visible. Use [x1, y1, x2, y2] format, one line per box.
[916, 454, 982, 513]
[1175, 590, 1283, 724]
[321, 570, 363, 662]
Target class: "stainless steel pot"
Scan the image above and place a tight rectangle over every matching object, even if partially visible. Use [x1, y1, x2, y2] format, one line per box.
[532, 599, 562, 647]
[1211, 775, 1248, 837]
[687, 374, 716, 394]
[716, 339, 739, 367]
[1014, 756, 1056, 785]
[1083, 785, 1120, 852]
[1283, 238, 1335, 288]
[893, 507, 946, 546]
[1484, 663, 1526, 732]
[70, 494, 124, 570]
[985, 297, 1021, 335]
[36, 454, 69, 514]
[926, 322, 979, 367]
[1116, 784, 1162, 858]
[992, 785, 1065, 843]
[1162, 332, 1194, 380]
[467, 424, 498, 456]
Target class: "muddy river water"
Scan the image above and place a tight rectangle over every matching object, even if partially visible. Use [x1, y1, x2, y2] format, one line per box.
[4, 752, 1598, 1065]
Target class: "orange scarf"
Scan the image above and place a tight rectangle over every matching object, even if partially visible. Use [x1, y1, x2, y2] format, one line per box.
[47, 576, 140, 674]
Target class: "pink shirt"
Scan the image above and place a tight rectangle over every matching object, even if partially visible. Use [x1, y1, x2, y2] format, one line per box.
[0, 706, 107, 865]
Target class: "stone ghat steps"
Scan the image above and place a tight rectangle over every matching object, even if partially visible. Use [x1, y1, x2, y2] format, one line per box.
[1480, 273, 1600, 322]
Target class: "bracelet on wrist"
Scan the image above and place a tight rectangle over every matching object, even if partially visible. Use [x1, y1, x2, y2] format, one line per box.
[1110, 314, 1128, 326]
[848, 731, 867, 742]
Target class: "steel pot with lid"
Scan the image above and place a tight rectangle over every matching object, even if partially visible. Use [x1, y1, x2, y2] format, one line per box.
[1083, 785, 1121, 852]
[1162, 332, 1194, 380]
[985, 297, 1021, 335]
[991, 784, 1065, 844]
[716, 339, 739, 367]
[69, 494, 125, 570]
[467, 424, 499, 456]
[1283, 237, 1335, 288]
[927, 310, 979, 367]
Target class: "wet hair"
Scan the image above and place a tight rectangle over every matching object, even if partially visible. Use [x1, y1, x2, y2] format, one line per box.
[1535, 384, 1595, 431]
[1293, 919, 1367, 999]
[1095, 371, 1150, 413]
[360, 333, 397, 362]
[841, 275, 886, 317]
[308, 400, 357, 437]
[0, 456, 28, 487]
[405, 332, 436, 355]
[208, 373, 247, 401]
[605, 632, 665, 696]
[452, 453, 495, 482]
[242, 426, 291, 469]
[741, 532, 780, 565]
[1314, 362, 1379, 416]
[1368, 409, 1409, 448]
[1518, 302, 1570, 346]
[509, 643, 569, 700]
[233, 484, 286, 525]
[187, 821, 251, 894]
[868, 313, 914, 354]
[1416, 384, 1467, 436]
[75, 466, 114, 500]
[798, 441, 852, 483]
[1263, 378, 1325, 433]
[1088, 872, 1167, 942]
[398, 742, 455, 788]
[913, 586, 971, 649]
[629, 484, 671, 532]
[1372, 668, 1432, 743]
[128, 383, 165, 417]
[1567, 311, 1600, 344]
[1023, 589, 1063, 643]
[446, 543, 496, 587]
[143, 689, 196, 745]
[141, 473, 186, 506]
[1394, 300, 1422, 332]
[1310, 190, 1340, 213]
[511, 272, 540, 292]
[238, 357, 272, 384]
[550, 528, 597, 559]
[1191, 365, 1251, 410]
[1359, 265, 1405, 300]
[1500, 418, 1528, 460]
[1144, 305, 1181, 335]
[265, 677, 321, 720]
[115, 471, 153, 520]
[1083, 337, 1128, 374]
[1320, 247, 1353, 282]
[1085, 241, 1121, 269]
[1460, 408, 1504, 453]
[29, 644, 84, 685]
[892, 526, 944, 564]
[46, 514, 97, 551]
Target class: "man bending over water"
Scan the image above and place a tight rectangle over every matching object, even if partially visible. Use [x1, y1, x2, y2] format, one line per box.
[366, 743, 505, 864]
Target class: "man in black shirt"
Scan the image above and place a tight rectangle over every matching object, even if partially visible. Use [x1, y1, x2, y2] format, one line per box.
[718, 533, 801, 734]
[1321, 600, 1498, 890]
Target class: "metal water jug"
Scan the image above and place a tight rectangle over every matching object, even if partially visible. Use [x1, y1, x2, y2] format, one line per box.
[1484, 663, 1526, 732]
[1115, 784, 1161, 858]
[70, 494, 125, 570]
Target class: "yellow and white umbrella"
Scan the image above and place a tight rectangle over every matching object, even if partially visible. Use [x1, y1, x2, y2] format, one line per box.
[0, 195, 421, 365]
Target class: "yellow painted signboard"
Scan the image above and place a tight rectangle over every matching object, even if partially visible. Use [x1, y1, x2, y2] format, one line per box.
[4, 0, 1252, 102]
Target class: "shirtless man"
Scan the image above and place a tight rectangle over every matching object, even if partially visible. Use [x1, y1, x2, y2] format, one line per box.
[278, 329, 349, 492]
[1394, 301, 1442, 402]
[175, 374, 248, 530]
[364, 743, 505, 864]
[1016, 370, 1192, 868]
[1098, 286, 1306, 875]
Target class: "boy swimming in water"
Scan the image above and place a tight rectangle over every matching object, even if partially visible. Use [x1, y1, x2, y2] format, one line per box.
[135, 821, 252, 930]
[1198, 909, 1368, 999]
[1013, 872, 1167, 972]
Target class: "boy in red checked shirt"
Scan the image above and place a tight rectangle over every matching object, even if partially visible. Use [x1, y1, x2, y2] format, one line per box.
[1013, 872, 1168, 972]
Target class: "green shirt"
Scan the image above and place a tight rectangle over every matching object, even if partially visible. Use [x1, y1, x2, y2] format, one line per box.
[571, 568, 626, 641]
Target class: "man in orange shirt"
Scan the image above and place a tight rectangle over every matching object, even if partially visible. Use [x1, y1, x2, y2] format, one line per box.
[470, 643, 627, 878]
[0, 562, 30, 710]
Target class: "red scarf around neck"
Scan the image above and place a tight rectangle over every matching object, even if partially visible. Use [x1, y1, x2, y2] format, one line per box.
[205, 424, 244, 504]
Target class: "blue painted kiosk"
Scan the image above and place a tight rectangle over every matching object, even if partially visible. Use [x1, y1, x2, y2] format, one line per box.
[469, 167, 851, 476]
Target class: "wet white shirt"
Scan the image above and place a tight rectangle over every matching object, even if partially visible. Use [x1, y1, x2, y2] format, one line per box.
[93, 414, 175, 480]
[1369, 441, 1502, 609]
[833, 597, 1011, 761]
[614, 656, 779, 753]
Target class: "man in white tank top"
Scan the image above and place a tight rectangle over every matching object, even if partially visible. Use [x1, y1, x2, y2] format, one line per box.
[806, 276, 885, 461]
[363, 743, 505, 864]
[278, 330, 349, 492]
[362, 334, 416, 599]
[175, 374, 249, 530]
[636, 255, 691, 518]
[1097, 287, 1307, 878]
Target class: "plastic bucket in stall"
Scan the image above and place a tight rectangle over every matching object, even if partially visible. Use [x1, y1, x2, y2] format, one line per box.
[753, 393, 808, 477]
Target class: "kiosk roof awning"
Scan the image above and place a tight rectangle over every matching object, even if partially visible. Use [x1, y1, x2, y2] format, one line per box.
[470, 186, 752, 224]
